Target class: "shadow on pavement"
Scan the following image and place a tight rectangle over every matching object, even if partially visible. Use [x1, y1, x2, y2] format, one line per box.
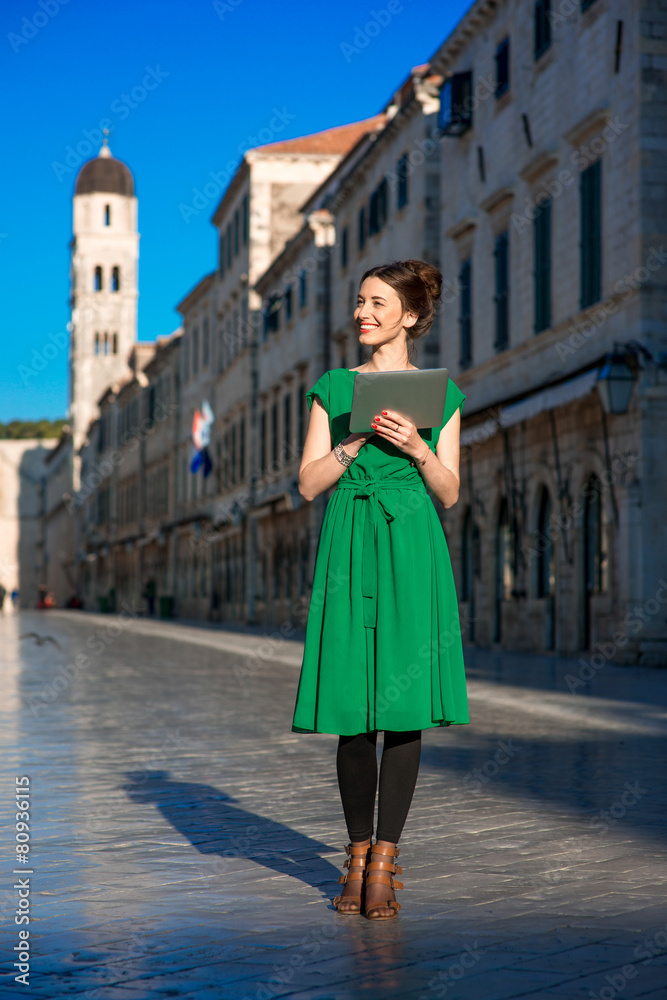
[121, 769, 344, 903]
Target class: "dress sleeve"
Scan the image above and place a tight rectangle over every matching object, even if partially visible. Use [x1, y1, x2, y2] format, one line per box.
[305, 370, 330, 415]
[438, 378, 467, 431]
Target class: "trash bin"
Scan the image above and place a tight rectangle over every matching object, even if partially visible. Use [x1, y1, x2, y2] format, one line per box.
[159, 595, 174, 619]
[97, 595, 108, 613]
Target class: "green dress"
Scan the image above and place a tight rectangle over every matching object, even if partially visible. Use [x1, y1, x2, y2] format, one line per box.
[291, 367, 470, 736]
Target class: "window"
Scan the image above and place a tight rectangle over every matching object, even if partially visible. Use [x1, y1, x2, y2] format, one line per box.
[438, 70, 473, 135]
[534, 0, 551, 59]
[217, 324, 225, 373]
[260, 409, 266, 474]
[242, 193, 249, 244]
[192, 326, 199, 374]
[495, 37, 510, 97]
[298, 384, 305, 448]
[233, 309, 239, 354]
[534, 196, 551, 332]
[203, 317, 209, 366]
[226, 222, 232, 268]
[285, 285, 293, 322]
[111, 266, 120, 292]
[234, 209, 240, 255]
[264, 294, 280, 337]
[369, 177, 388, 235]
[341, 226, 348, 269]
[397, 153, 409, 209]
[183, 333, 190, 382]
[95, 332, 100, 355]
[112, 332, 118, 355]
[223, 430, 230, 489]
[94, 266, 103, 292]
[104, 332, 109, 355]
[358, 205, 366, 251]
[104, 204, 111, 226]
[241, 297, 248, 346]
[461, 507, 474, 602]
[271, 401, 278, 472]
[458, 259, 472, 368]
[494, 230, 509, 351]
[283, 392, 291, 464]
[298, 269, 307, 307]
[580, 159, 601, 309]
[147, 384, 156, 427]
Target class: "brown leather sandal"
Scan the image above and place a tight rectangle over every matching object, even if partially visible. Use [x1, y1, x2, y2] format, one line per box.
[364, 842, 404, 920]
[333, 840, 372, 914]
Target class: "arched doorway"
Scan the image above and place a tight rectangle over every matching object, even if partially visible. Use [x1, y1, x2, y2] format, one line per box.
[495, 498, 515, 643]
[536, 486, 556, 650]
[461, 506, 475, 641]
[582, 473, 608, 649]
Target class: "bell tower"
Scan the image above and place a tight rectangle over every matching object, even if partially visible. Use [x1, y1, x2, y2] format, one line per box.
[69, 132, 139, 449]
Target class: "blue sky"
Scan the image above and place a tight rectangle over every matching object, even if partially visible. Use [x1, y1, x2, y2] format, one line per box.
[0, 0, 472, 421]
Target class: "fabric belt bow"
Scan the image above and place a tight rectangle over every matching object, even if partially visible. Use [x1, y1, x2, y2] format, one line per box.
[335, 478, 427, 629]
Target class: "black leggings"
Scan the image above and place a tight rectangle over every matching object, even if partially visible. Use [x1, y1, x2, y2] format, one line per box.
[336, 730, 421, 844]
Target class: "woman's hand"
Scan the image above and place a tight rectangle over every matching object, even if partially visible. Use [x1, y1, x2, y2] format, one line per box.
[371, 410, 428, 460]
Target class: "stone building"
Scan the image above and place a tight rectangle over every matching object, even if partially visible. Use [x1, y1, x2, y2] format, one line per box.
[427, 0, 667, 662]
[0, 440, 58, 608]
[172, 116, 387, 624]
[69, 135, 139, 453]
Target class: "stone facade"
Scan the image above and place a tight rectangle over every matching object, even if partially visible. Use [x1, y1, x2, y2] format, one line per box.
[0, 440, 57, 608]
[426, 0, 667, 663]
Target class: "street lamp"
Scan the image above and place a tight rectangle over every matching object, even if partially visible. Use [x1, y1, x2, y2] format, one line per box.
[596, 351, 636, 414]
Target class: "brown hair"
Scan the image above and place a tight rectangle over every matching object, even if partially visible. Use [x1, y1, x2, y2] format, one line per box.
[359, 259, 442, 362]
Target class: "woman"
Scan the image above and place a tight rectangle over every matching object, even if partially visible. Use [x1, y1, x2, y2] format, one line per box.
[293, 259, 470, 920]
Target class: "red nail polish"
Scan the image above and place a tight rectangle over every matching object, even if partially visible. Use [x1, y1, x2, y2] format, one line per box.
[382, 410, 387, 415]
[371, 423, 377, 429]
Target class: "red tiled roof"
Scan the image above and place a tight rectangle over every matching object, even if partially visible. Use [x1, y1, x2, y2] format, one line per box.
[254, 114, 386, 155]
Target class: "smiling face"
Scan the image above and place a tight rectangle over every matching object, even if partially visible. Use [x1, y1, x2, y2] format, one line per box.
[354, 276, 417, 348]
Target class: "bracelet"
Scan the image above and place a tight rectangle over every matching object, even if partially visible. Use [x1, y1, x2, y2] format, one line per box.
[415, 447, 430, 467]
[333, 442, 356, 467]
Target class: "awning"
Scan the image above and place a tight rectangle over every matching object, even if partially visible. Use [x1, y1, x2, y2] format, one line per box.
[460, 368, 599, 448]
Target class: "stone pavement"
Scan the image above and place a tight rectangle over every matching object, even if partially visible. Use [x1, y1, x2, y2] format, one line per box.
[1, 608, 667, 1000]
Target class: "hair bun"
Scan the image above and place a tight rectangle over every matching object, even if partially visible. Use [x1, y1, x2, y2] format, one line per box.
[402, 259, 442, 304]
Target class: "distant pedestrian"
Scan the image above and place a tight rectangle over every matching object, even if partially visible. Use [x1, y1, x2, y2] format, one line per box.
[292, 260, 470, 920]
[143, 578, 156, 616]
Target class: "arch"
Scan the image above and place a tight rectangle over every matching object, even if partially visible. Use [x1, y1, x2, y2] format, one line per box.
[111, 266, 120, 292]
[461, 506, 474, 602]
[94, 266, 103, 292]
[582, 471, 609, 647]
[495, 496, 517, 642]
[536, 485, 555, 598]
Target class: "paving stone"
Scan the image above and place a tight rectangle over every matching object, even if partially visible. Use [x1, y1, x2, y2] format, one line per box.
[2, 611, 667, 999]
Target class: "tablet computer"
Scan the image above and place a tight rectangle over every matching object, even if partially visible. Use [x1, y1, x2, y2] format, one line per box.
[349, 367, 450, 432]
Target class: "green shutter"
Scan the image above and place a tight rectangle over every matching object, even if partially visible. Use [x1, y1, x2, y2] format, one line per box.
[534, 196, 551, 332]
[580, 159, 601, 309]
